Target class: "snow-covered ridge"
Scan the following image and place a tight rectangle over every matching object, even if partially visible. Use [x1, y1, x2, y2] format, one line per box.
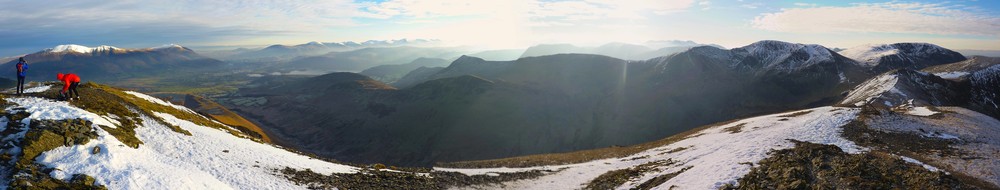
[736, 40, 836, 69]
[45, 44, 188, 54]
[841, 68, 967, 108]
[840, 43, 953, 67]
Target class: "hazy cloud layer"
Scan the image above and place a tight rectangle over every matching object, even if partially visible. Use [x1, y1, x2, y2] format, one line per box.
[752, 2, 1000, 36]
[0, 0, 997, 56]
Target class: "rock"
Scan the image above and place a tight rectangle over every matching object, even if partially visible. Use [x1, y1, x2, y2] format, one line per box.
[92, 146, 101, 154]
[70, 174, 97, 186]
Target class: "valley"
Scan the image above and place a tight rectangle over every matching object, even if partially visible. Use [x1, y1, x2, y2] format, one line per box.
[2, 39, 999, 189]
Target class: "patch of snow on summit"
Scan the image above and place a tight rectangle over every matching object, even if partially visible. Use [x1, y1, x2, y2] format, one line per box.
[906, 106, 939, 116]
[23, 85, 51, 93]
[933, 71, 969, 79]
[5, 97, 118, 128]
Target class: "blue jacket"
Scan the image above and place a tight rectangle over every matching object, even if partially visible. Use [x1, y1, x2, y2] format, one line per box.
[16, 61, 27, 77]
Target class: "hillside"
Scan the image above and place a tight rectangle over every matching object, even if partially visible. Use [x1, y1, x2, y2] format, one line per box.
[923, 56, 1000, 80]
[0, 82, 546, 189]
[420, 61, 1000, 189]
[518, 42, 720, 60]
[359, 57, 451, 83]
[219, 40, 878, 167]
[434, 105, 1000, 189]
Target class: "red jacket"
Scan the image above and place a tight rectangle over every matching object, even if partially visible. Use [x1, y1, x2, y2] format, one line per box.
[57, 73, 81, 92]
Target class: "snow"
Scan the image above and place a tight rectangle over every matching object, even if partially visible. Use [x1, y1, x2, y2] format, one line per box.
[5, 97, 119, 128]
[739, 40, 834, 70]
[922, 132, 960, 140]
[154, 44, 184, 49]
[48, 44, 95, 54]
[123, 91, 196, 114]
[2, 94, 358, 189]
[840, 44, 899, 67]
[46, 44, 185, 54]
[900, 156, 941, 172]
[842, 73, 900, 106]
[906, 106, 939, 116]
[23, 85, 51, 93]
[436, 106, 864, 189]
[47, 44, 120, 54]
[933, 71, 969, 79]
[840, 43, 949, 67]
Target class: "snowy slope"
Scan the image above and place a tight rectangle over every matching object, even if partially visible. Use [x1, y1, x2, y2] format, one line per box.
[1, 94, 359, 189]
[923, 56, 1000, 80]
[840, 69, 965, 107]
[437, 106, 864, 189]
[840, 43, 966, 71]
[44, 44, 190, 54]
[737, 40, 836, 70]
[435, 105, 1000, 189]
[47, 44, 122, 54]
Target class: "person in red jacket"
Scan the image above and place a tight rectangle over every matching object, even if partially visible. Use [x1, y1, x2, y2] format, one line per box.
[56, 73, 81, 100]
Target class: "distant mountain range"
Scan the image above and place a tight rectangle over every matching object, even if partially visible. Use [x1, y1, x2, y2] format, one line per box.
[0, 44, 223, 82]
[519, 42, 723, 60]
[210, 39, 442, 61]
[359, 57, 452, 84]
[1, 39, 998, 189]
[219, 40, 920, 167]
[279, 46, 466, 73]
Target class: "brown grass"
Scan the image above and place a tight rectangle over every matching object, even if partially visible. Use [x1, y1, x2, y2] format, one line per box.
[722, 123, 747, 134]
[777, 110, 813, 118]
[183, 94, 270, 142]
[436, 118, 732, 168]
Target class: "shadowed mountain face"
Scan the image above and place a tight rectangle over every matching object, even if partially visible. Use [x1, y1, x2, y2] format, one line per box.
[0, 46, 223, 82]
[279, 46, 466, 73]
[220, 40, 877, 167]
[519, 42, 721, 60]
[359, 57, 451, 83]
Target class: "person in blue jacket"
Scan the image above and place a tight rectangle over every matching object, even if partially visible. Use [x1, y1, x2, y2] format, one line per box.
[15, 57, 28, 95]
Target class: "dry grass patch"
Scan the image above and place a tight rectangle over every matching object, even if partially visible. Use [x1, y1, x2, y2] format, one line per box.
[723, 140, 977, 190]
[722, 123, 747, 134]
[777, 110, 813, 118]
[437, 119, 726, 168]
[584, 159, 677, 190]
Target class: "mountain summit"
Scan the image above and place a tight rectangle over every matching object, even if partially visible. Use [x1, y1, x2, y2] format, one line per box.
[840, 43, 966, 72]
[1, 44, 222, 82]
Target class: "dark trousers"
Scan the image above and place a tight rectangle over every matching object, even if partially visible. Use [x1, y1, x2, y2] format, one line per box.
[16, 76, 25, 94]
[68, 82, 80, 98]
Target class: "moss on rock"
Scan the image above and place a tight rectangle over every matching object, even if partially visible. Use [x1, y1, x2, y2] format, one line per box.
[723, 140, 976, 190]
[585, 159, 677, 190]
[2, 117, 106, 190]
[278, 166, 554, 190]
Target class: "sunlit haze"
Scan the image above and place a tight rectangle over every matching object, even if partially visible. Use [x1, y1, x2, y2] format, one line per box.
[0, 0, 998, 56]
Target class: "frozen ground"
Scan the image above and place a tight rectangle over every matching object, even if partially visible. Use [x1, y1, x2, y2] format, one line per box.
[3, 95, 359, 189]
[438, 107, 864, 189]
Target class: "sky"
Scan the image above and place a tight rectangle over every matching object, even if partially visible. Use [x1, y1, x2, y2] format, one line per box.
[0, 0, 998, 56]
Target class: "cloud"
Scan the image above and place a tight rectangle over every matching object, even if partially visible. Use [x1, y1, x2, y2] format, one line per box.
[0, 0, 370, 53]
[355, 0, 698, 48]
[792, 3, 817, 7]
[0, 0, 704, 54]
[752, 2, 1000, 36]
